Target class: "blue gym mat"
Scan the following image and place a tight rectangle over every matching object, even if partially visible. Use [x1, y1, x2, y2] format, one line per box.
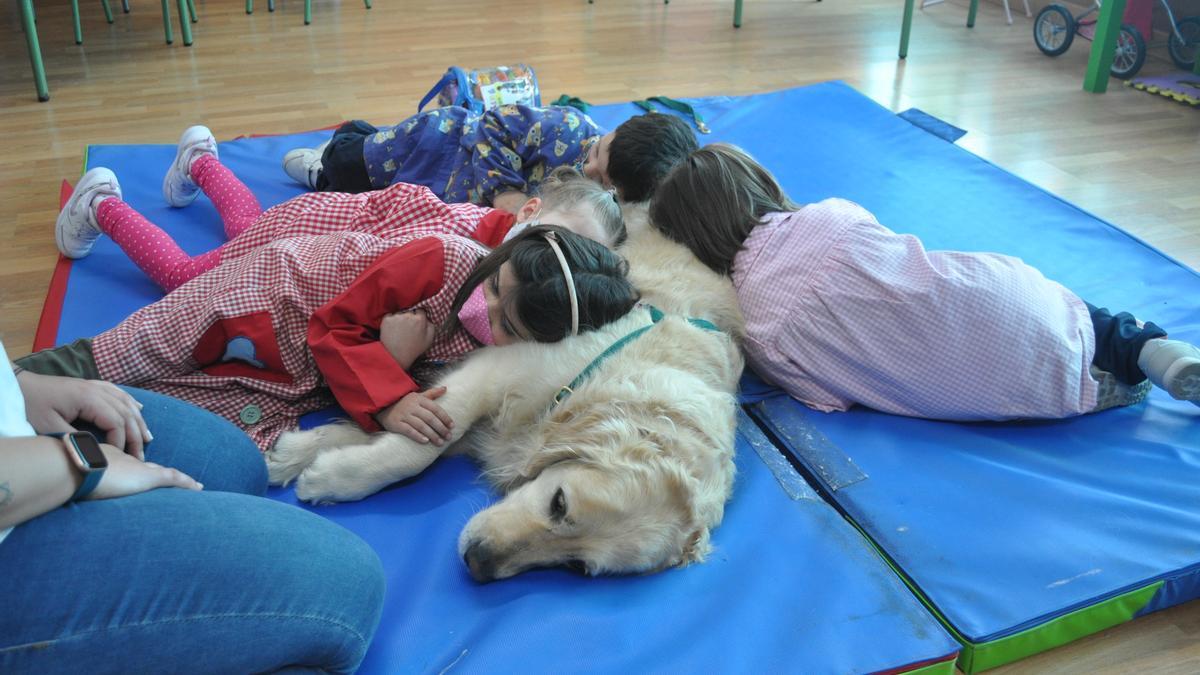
[40, 87, 978, 673]
[640, 84, 1197, 671]
[44, 82, 1198, 672]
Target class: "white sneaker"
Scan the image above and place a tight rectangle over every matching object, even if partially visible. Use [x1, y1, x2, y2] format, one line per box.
[163, 125, 218, 207]
[56, 168, 122, 259]
[282, 140, 328, 190]
[1138, 338, 1200, 405]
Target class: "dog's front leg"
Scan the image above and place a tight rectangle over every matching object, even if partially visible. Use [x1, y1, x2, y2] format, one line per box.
[294, 348, 511, 503]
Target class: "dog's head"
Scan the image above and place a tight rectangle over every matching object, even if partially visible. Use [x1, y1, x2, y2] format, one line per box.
[458, 430, 717, 582]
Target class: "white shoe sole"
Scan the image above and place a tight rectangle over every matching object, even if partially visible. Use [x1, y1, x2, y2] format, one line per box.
[1162, 358, 1200, 402]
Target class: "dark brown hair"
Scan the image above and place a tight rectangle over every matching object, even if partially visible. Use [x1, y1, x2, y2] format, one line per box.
[538, 167, 626, 247]
[607, 114, 699, 203]
[444, 225, 640, 342]
[649, 143, 799, 276]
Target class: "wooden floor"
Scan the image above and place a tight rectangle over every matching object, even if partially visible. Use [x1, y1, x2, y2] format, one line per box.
[2, 0, 1198, 670]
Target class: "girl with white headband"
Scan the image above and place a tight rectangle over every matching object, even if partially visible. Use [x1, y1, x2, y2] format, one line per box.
[20, 222, 639, 453]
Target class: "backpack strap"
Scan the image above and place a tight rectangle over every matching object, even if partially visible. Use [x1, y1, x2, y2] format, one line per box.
[417, 71, 455, 112]
[632, 96, 711, 134]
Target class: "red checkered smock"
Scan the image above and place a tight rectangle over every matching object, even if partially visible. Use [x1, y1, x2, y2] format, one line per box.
[91, 183, 511, 450]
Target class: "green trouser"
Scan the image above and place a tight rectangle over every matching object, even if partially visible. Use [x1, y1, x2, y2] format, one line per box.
[16, 338, 100, 380]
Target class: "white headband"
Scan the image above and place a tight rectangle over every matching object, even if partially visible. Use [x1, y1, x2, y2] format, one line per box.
[542, 231, 579, 336]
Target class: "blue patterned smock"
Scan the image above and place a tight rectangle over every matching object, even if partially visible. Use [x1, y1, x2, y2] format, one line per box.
[361, 105, 602, 205]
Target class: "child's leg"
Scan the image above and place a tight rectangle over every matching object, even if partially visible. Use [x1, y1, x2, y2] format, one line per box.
[312, 120, 378, 193]
[1086, 302, 1166, 385]
[96, 198, 224, 292]
[189, 154, 262, 240]
[1087, 301, 1200, 404]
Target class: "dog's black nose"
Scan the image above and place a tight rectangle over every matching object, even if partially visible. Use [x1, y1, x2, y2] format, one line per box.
[463, 541, 498, 583]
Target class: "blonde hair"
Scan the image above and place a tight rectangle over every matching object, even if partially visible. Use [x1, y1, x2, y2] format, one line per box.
[537, 167, 627, 247]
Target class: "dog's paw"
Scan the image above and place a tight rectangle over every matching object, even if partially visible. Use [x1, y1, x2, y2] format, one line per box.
[294, 449, 383, 504]
[266, 429, 324, 486]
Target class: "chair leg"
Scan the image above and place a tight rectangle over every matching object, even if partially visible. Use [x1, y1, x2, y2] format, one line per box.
[1022, 0, 1031, 17]
[363, 0, 370, 9]
[246, 0, 252, 14]
[268, 0, 274, 11]
[101, 0, 114, 22]
[160, 0, 174, 43]
[304, 0, 311, 24]
[966, 0, 978, 27]
[733, 0, 742, 27]
[71, 0, 83, 43]
[122, 0, 129, 12]
[19, 0, 49, 101]
[176, 0, 192, 44]
[1003, 0, 1013, 24]
[187, 0, 197, 23]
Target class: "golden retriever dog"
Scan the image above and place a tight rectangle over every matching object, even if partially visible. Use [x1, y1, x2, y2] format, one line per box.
[266, 204, 744, 581]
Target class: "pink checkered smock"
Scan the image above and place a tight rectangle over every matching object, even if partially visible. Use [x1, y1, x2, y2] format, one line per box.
[734, 199, 1099, 420]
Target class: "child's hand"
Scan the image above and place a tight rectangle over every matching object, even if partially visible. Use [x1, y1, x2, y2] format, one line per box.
[380, 309, 436, 369]
[376, 387, 453, 445]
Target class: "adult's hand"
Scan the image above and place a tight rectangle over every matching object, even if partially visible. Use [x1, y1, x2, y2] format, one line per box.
[83, 443, 202, 500]
[16, 371, 152, 459]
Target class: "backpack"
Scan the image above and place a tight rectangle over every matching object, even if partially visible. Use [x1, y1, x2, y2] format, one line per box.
[417, 65, 541, 114]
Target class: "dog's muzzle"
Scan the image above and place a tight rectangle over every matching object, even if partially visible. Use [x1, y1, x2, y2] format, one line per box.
[463, 541, 500, 583]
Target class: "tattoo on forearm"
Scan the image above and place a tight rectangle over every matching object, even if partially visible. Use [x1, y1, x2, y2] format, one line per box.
[0, 481, 11, 511]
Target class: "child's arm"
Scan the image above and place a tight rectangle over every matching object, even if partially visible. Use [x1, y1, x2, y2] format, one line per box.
[307, 237, 450, 432]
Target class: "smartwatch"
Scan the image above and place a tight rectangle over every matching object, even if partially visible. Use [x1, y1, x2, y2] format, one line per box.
[47, 431, 108, 500]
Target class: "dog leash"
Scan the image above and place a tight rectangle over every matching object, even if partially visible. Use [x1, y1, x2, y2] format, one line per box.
[552, 305, 720, 408]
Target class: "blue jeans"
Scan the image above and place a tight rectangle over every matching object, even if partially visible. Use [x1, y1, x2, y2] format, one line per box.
[0, 388, 385, 674]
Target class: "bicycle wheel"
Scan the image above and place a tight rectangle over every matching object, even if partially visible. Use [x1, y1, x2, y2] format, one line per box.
[1168, 17, 1200, 71]
[1110, 24, 1146, 79]
[1034, 4, 1076, 56]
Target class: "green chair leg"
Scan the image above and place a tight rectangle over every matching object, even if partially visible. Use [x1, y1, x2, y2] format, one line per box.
[1083, 0, 1127, 92]
[122, 0, 129, 12]
[71, 0, 83, 44]
[899, 0, 915, 58]
[268, 0, 275, 11]
[19, 0, 50, 101]
[101, 0, 114, 23]
[304, 0, 311, 24]
[187, 0, 197, 23]
[176, 0, 193, 44]
[161, 0, 174, 43]
[733, 0, 742, 27]
[246, 0, 253, 14]
[363, 0, 371, 9]
[966, 0, 978, 28]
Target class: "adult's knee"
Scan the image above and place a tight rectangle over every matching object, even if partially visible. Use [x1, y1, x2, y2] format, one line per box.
[122, 386, 268, 495]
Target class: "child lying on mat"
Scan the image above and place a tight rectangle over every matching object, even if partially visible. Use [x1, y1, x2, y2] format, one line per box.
[54, 126, 625, 293]
[30, 134, 639, 450]
[649, 143, 1200, 419]
[281, 106, 698, 210]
